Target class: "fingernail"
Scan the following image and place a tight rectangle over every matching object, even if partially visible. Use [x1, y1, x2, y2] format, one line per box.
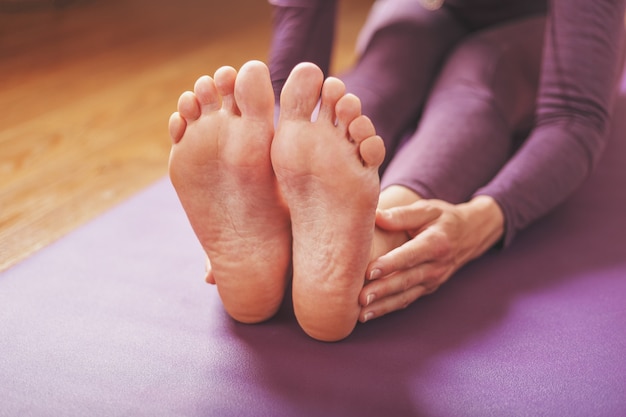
[366, 293, 375, 306]
[378, 209, 392, 219]
[369, 268, 382, 280]
[363, 312, 374, 323]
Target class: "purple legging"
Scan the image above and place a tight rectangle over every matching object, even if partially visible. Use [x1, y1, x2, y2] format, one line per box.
[268, 0, 626, 245]
[354, 11, 543, 202]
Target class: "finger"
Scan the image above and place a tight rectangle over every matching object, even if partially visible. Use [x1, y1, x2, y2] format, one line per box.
[376, 200, 442, 232]
[360, 263, 437, 306]
[367, 228, 450, 280]
[360, 284, 430, 323]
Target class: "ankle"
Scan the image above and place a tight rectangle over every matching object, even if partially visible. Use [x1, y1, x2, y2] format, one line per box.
[369, 185, 421, 261]
[378, 185, 422, 209]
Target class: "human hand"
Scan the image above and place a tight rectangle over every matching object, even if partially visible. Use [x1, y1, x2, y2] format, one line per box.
[359, 196, 504, 322]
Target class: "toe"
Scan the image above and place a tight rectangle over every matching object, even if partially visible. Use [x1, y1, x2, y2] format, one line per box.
[279, 62, 324, 121]
[234, 60, 275, 121]
[214, 66, 239, 114]
[335, 94, 362, 132]
[168, 112, 187, 144]
[348, 115, 376, 143]
[205, 257, 216, 285]
[194, 75, 221, 112]
[359, 135, 386, 168]
[177, 91, 201, 121]
[318, 77, 346, 123]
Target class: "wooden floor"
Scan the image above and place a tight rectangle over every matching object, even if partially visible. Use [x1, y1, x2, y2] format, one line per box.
[0, 0, 373, 271]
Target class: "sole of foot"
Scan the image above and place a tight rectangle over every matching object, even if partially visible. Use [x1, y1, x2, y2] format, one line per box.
[168, 61, 292, 324]
[272, 63, 385, 341]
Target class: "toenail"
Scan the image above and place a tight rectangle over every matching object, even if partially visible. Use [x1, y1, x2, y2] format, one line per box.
[363, 312, 374, 323]
[369, 268, 382, 280]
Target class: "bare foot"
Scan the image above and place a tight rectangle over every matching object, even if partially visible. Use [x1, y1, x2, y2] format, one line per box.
[272, 63, 386, 341]
[168, 61, 291, 324]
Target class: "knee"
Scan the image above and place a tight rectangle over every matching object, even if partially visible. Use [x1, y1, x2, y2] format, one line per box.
[356, 0, 455, 53]
[430, 16, 545, 125]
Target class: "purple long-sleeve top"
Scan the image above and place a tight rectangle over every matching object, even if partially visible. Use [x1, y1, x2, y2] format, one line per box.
[268, 0, 626, 245]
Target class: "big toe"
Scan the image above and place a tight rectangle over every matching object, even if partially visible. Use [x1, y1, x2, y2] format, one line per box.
[279, 62, 324, 121]
[234, 60, 275, 121]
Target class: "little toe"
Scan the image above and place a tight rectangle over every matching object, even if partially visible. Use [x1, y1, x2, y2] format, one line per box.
[168, 112, 187, 144]
[317, 77, 346, 123]
[214, 66, 239, 114]
[335, 93, 362, 132]
[205, 258, 216, 285]
[359, 135, 386, 167]
[177, 91, 201, 121]
[279, 62, 324, 121]
[193, 75, 221, 112]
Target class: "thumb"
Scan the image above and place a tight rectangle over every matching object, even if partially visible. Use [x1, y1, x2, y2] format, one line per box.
[376, 201, 442, 232]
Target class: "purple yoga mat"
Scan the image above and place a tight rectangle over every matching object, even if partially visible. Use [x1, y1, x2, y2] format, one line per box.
[1, 92, 625, 416]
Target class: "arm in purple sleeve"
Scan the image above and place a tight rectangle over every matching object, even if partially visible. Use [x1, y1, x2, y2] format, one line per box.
[475, 0, 626, 246]
[268, 0, 338, 101]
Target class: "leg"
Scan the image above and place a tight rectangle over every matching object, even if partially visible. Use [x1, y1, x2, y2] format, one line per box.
[341, 0, 467, 169]
[365, 16, 546, 298]
[381, 16, 546, 203]
[168, 61, 291, 324]
[268, 1, 338, 102]
[272, 63, 385, 342]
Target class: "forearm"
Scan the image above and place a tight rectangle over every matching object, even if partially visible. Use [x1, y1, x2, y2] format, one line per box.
[268, 0, 338, 101]
[475, 0, 626, 246]
[475, 121, 609, 246]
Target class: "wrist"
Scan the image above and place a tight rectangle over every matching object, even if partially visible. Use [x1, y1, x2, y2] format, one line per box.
[460, 195, 505, 258]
